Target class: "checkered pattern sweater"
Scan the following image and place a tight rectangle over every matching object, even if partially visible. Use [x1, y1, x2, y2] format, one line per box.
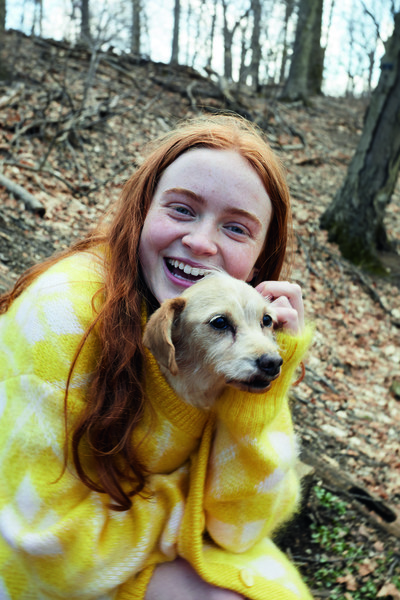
[0, 250, 313, 600]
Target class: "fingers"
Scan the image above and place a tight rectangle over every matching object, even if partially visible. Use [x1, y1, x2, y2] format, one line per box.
[255, 281, 304, 335]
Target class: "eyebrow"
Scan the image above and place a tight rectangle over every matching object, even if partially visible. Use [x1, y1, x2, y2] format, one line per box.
[164, 187, 264, 228]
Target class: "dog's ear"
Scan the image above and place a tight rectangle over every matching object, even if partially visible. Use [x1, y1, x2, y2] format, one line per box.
[143, 297, 187, 376]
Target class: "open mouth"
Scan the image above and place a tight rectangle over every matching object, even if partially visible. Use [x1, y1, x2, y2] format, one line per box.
[228, 377, 274, 393]
[165, 258, 211, 282]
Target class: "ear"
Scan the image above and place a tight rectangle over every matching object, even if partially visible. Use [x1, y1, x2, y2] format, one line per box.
[143, 297, 187, 376]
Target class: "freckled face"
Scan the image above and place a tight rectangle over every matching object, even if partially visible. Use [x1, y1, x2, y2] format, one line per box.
[138, 148, 273, 304]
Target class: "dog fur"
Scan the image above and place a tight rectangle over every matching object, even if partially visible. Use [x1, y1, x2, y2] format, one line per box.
[143, 272, 282, 408]
[143, 272, 283, 409]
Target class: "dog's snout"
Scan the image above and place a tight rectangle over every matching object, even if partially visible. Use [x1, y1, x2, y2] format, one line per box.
[256, 354, 283, 377]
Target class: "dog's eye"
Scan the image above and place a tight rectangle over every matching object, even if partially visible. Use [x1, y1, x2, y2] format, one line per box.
[209, 315, 231, 330]
[262, 314, 273, 328]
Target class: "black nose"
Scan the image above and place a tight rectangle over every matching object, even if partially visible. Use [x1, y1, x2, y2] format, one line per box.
[256, 354, 283, 377]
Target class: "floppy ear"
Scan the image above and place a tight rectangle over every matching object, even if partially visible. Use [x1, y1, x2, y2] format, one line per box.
[143, 297, 187, 376]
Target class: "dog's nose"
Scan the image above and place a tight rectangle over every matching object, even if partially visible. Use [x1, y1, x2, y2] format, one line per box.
[256, 354, 283, 377]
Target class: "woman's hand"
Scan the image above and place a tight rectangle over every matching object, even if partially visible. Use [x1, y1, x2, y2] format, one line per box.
[146, 558, 244, 600]
[255, 281, 304, 335]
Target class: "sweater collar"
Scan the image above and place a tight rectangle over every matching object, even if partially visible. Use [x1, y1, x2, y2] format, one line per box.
[142, 301, 209, 438]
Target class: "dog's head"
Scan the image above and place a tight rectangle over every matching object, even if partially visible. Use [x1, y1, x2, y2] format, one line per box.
[143, 272, 283, 406]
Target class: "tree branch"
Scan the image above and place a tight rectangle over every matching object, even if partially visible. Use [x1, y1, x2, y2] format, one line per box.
[0, 172, 45, 216]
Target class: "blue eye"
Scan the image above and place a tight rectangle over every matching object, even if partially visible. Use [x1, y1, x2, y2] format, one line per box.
[262, 314, 273, 328]
[210, 315, 231, 330]
[174, 206, 192, 215]
[228, 225, 245, 235]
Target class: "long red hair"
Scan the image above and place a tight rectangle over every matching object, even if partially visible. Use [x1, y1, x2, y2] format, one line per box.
[0, 114, 292, 510]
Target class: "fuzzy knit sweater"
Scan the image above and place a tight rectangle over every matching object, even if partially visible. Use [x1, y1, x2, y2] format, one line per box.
[0, 250, 314, 600]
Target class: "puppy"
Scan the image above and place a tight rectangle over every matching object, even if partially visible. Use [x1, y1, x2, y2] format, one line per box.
[143, 272, 283, 409]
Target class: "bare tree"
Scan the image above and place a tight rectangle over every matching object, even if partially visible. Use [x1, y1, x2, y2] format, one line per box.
[248, 0, 262, 88]
[31, 0, 43, 36]
[80, 0, 91, 45]
[238, 18, 250, 86]
[359, 0, 385, 94]
[131, 0, 141, 55]
[320, 12, 400, 272]
[221, 0, 250, 81]
[0, 0, 5, 34]
[171, 0, 181, 64]
[0, 0, 8, 82]
[207, 0, 218, 68]
[279, 0, 296, 84]
[280, 0, 324, 101]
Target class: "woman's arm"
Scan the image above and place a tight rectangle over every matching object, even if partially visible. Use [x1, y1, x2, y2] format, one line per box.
[0, 256, 188, 599]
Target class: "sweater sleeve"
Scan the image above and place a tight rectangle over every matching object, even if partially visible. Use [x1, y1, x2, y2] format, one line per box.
[203, 326, 313, 553]
[0, 255, 186, 600]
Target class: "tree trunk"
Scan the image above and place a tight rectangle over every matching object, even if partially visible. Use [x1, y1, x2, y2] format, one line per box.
[279, 0, 295, 84]
[171, 0, 181, 64]
[307, 0, 324, 94]
[207, 0, 218, 68]
[248, 0, 261, 89]
[0, 0, 5, 34]
[238, 27, 249, 86]
[80, 0, 91, 45]
[0, 0, 10, 82]
[222, 0, 234, 81]
[31, 0, 43, 36]
[320, 12, 400, 273]
[280, 0, 324, 101]
[221, 0, 250, 82]
[131, 0, 141, 55]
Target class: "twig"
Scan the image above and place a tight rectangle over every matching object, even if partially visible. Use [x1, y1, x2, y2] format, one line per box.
[0, 172, 45, 216]
[3, 161, 77, 192]
[85, 160, 138, 195]
[0, 83, 24, 109]
[186, 81, 198, 110]
[296, 233, 321, 277]
[305, 365, 340, 395]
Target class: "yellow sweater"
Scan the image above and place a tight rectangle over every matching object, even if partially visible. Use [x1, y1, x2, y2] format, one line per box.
[0, 251, 313, 600]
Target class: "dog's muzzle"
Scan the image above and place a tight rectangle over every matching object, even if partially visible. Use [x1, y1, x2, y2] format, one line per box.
[256, 354, 283, 378]
[227, 354, 283, 393]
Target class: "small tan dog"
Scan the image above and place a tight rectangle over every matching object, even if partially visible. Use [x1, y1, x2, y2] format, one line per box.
[143, 272, 283, 408]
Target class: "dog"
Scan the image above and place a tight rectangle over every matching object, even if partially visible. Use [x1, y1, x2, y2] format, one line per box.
[143, 271, 283, 409]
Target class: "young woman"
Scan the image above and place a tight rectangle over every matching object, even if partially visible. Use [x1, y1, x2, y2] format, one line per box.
[0, 114, 313, 600]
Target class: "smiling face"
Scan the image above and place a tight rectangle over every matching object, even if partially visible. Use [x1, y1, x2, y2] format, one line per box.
[138, 148, 273, 304]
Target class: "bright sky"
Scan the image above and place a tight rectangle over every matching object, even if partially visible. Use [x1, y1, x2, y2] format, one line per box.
[5, 0, 397, 96]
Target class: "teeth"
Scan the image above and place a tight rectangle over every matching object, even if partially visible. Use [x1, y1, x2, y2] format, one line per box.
[168, 259, 209, 277]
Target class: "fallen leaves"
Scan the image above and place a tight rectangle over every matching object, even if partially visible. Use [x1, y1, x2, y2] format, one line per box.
[336, 572, 358, 591]
[377, 582, 400, 598]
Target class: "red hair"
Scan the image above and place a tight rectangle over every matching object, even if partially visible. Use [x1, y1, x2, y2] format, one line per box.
[0, 114, 293, 510]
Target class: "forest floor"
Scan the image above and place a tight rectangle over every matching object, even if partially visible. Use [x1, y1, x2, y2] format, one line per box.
[0, 30, 399, 599]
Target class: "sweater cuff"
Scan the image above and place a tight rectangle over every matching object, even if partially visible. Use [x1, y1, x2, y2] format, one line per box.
[275, 323, 314, 381]
[117, 565, 156, 600]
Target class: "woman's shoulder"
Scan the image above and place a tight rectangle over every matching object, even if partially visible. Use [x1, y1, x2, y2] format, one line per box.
[31, 247, 106, 296]
[4, 248, 107, 331]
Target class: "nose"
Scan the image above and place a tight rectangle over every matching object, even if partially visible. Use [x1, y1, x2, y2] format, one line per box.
[256, 354, 283, 377]
[182, 225, 218, 256]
